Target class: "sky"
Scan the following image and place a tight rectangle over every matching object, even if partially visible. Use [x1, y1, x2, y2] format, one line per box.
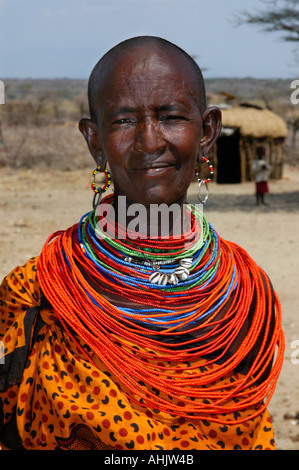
[0, 0, 298, 79]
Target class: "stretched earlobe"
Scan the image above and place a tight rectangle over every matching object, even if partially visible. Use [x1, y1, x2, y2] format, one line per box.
[199, 106, 222, 158]
[78, 118, 106, 167]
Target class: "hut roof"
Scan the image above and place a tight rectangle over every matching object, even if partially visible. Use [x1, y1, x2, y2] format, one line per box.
[220, 105, 288, 139]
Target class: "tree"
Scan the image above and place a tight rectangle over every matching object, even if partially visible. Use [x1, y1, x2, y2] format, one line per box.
[236, 0, 299, 60]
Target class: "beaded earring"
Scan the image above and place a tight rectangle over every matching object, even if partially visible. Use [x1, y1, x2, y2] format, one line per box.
[195, 156, 214, 204]
[91, 166, 112, 209]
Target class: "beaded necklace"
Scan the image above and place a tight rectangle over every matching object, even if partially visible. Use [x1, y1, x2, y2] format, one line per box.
[37, 194, 284, 423]
[76, 198, 235, 327]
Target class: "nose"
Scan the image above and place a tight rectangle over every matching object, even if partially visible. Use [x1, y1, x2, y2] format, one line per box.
[133, 119, 167, 155]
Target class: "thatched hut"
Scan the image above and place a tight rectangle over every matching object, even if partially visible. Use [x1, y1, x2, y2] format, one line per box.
[207, 104, 288, 184]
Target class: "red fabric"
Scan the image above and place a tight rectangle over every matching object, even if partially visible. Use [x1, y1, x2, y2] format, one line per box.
[256, 181, 269, 194]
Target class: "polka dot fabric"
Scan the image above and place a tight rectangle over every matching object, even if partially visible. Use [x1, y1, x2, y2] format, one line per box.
[0, 259, 276, 450]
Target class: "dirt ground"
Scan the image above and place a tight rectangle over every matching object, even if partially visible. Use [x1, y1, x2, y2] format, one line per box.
[0, 164, 298, 450]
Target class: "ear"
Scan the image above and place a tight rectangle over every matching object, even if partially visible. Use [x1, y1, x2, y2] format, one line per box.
[78, 118, 106, 167]
[199, 106, 222, 159]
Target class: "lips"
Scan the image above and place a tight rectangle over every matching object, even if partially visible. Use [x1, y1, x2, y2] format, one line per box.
[133, 161, 176, 171]
[133, 163, 176, 177]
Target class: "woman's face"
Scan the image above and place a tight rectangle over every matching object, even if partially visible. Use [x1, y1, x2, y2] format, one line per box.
[80, 45, 221, 208]
[95, 47, 205, 207]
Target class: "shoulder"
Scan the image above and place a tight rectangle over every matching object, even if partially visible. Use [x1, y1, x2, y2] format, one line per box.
[222, 238, 277, 321]
[0, 257, 40, 337]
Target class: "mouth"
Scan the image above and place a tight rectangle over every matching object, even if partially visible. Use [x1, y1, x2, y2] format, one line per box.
[133, 161, 176, 174]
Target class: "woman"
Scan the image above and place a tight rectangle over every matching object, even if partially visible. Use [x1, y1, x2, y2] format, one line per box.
[0, 36, 284, 450]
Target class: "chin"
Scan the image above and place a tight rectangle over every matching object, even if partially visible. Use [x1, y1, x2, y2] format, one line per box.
[137, 193, 182, 208]
[114, 182, 187, 208]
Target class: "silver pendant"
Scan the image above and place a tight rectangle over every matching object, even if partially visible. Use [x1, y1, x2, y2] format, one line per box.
[149, 258, 193, 285]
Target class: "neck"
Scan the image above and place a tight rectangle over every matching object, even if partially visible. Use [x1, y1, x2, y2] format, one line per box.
[110, 193, 191, 239]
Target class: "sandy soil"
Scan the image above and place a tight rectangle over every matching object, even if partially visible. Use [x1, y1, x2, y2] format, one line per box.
[0, 165, 298, 450]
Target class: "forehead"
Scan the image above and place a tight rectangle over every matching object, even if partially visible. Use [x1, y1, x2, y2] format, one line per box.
[96, 45, 201, 112]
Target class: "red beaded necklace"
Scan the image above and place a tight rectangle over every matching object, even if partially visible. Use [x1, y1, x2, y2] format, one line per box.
[36, 200, 284, 423]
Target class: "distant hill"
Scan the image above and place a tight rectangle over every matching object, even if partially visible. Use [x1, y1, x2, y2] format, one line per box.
[4, 78, 88, 101]
[205, 77, 294, 104]
[2, 77, 295, 103]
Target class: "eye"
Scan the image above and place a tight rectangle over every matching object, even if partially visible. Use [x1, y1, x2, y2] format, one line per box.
[113, 118, 136, 126]
[161, 115, 187, 122]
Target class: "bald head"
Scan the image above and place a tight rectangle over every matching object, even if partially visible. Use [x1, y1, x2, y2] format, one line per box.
[87, 36, 207, 123]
